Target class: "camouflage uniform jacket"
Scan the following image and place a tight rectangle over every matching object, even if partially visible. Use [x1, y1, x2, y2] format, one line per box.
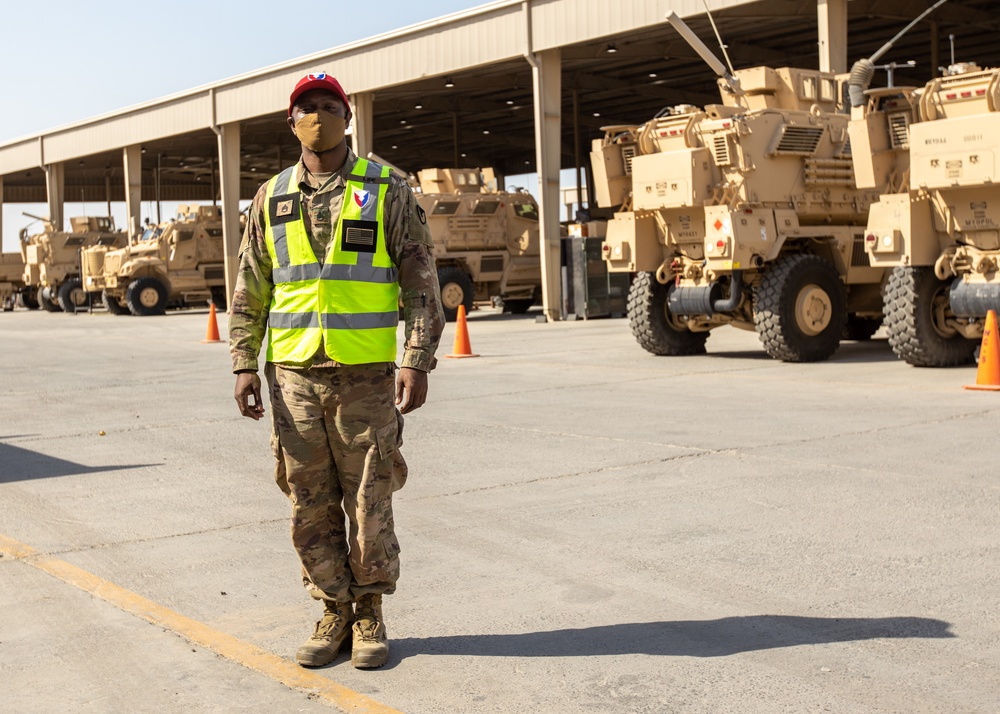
[230, 148, 444, 373]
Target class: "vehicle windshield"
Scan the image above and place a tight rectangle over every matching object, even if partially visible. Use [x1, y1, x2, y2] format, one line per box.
[513, 203, 539, 221]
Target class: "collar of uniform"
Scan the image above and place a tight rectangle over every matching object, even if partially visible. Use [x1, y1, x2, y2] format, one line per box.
[296, 147, 358, 195]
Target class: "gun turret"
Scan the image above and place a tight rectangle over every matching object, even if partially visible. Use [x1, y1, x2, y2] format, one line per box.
[848, 0, 948, 107]
[665, 11, 743, 99]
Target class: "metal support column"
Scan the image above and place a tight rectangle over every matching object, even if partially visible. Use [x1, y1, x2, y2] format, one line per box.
[123, 145, 142, 235]
[817, 0, 848, 73]
[930, 21, 940, 76]
[0, 177, 4, 248]
[45, 162, 65, 231]
[216, 121, 242, 304]
[529, 48, 563, 321]
[573, 89, 582, 220]
[350, 92, 374, 159]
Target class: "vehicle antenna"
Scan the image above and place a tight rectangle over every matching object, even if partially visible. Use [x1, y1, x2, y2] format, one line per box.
[869, 0, 949, 64]
[949, 33, 956, 66]
[848, 0, 949, 107]
[665, 11, 743, 98]
[702, 0, 735, 76]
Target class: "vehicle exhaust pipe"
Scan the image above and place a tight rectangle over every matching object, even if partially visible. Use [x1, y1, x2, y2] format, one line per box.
[667, 270, 744, 316]
[712, 269, 743, 312]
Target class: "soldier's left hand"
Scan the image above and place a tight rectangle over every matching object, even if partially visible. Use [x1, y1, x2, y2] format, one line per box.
[395, 367, 428, 414]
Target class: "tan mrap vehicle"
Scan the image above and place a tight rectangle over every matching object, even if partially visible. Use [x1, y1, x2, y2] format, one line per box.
[848, 57, 1000, 366]
[0, 253, 27, 311]
[82, 205, 226, 316]
[415, 168, 542, 321]
[593, 12, 888, 363]
[20, 216, 126, 313]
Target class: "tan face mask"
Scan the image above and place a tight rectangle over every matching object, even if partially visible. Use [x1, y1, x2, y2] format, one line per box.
[293, 110, 346, 152]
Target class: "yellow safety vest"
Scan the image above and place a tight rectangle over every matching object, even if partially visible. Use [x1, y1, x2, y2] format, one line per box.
[263, 158, 398, 365]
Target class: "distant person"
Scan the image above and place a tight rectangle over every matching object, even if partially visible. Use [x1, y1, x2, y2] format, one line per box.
[229, 72, 444, 669]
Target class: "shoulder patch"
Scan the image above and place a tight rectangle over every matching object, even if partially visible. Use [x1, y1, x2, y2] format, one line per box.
[416, 204, 427, 225]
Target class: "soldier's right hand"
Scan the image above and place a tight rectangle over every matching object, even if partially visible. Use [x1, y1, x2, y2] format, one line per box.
[235, 372, 265, 420]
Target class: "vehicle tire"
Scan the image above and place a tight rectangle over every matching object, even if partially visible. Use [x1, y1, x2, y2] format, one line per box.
[57, 278, 88, 313]
[754, 253, 847, 362]
[627, 271, 708, 356]
[437, 267, 474, 322]
[103, 290, 130, 315]
[17, 288, 39, 310]
[843, 315, 882, 341]
[503, 298, 534, 314]
[125, 276, 168, 316]
[883, 266, 976, 367]
[38, 286, 62, 313]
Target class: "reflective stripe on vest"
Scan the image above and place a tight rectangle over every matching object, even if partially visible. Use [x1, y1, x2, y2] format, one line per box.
[263, 158, 399, 365]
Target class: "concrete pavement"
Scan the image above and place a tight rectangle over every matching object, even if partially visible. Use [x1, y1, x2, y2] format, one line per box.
[1, 307, 997, 713]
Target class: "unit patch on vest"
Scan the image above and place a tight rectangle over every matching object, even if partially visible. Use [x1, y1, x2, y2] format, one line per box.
[341, 219, 378, 253]
[269, 193, 301, 225]
[352, 188, 371, 209]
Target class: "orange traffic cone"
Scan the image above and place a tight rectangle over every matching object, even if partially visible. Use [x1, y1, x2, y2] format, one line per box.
[446, 304, 479, 358]
[202, 302, 223, 344]
[965, 309, 1000, 391]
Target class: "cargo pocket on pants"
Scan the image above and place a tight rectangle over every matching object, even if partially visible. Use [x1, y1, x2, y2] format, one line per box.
[270, 430, 291, 496]
[375, 411, 408, 492]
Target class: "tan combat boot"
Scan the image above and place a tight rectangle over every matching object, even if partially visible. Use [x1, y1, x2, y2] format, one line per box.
[351, 593, 389, 668]
[296, 601, 353, 667]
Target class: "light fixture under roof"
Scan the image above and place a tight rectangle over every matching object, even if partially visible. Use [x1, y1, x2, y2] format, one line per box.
[593, 112, 601, 117]
[444, 76, 455, 88]
[483, 130, 490, 135]
[648, 72, 657, 78]
[506, 100, 514, 105]
[391, 145, 398, 149]
[606, 43, 618, 54]
[415, 103, 423, 109]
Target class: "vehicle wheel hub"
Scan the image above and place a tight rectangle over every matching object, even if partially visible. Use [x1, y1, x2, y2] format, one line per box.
[139, 287, 160, 308]
[795, 284, 832, 336]
[441, 283, 465, 310]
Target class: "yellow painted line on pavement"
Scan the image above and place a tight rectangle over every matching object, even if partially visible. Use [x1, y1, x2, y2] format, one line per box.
[0, 534, 404, 714]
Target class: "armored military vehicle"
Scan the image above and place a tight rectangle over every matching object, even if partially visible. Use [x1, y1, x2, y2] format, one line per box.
[20, 215, 126, 313]
[592, 12, 889, 362]
[82, 205, 226, 316]
[0, 253, 26, 311]
[415, 168, 542, 321]
[848, 26, 996, 366]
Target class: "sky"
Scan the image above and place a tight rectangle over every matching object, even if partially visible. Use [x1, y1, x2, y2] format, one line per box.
[1, 0, 588, 250]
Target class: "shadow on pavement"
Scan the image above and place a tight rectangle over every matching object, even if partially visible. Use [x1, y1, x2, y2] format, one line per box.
[391, 615, 952, 662]
[0, 443, 157, 483]
[706, 339, 897, 363]
[465, 310, 543, 323]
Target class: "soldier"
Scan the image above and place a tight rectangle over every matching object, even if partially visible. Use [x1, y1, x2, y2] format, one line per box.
[230, 72, 444, 669]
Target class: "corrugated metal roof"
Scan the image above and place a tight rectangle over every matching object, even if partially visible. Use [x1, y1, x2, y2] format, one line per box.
[0, 0, 748, 175]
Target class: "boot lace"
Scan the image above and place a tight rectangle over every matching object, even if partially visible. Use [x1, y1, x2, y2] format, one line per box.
[313, 613, 344, 639]
[354, 599, 381, 641]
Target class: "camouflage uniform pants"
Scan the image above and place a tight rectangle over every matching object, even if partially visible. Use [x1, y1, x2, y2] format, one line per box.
[265, 362, 407, 603]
